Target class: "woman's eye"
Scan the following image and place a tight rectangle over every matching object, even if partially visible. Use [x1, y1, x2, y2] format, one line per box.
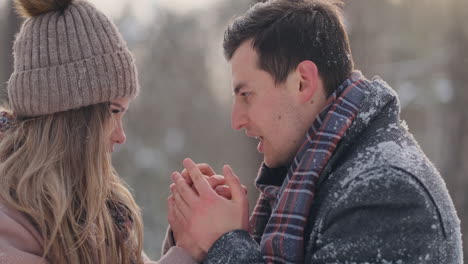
[241, 92, 250, 97]
[111, 109, 121, 114]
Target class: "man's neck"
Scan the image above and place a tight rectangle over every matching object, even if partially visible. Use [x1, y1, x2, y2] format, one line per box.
[257, 164, 289, 187]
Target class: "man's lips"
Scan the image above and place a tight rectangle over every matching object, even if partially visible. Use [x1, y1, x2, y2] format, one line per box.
[245, 131, 263, 141]
[245, 132, 264, 152]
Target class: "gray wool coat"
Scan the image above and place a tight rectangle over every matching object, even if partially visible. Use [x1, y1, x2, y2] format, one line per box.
[201, 76, 463, 264]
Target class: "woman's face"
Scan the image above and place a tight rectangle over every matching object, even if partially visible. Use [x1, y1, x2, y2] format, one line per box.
[108, 97, 132, 152]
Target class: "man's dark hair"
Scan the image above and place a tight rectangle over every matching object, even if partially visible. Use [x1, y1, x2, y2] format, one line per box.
[223, 0, 354, 96]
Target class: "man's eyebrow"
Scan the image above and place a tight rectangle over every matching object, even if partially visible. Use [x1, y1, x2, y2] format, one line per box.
[233, 82, 247, 95]
[110, 102, 127, 111]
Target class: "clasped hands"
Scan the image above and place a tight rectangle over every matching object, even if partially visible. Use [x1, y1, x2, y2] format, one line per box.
[167, 158, 249, 262]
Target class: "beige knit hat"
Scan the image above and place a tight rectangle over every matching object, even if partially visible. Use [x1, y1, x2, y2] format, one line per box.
[7, 0, 139, 117]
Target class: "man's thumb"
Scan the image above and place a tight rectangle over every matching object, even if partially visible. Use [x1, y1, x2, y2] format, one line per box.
[223, 165, 244, 201]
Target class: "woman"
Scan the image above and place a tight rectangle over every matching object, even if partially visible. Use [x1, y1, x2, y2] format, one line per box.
[0, 0, 195, 263]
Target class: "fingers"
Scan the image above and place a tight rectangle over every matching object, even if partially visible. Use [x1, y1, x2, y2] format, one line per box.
[181, 163, 216, 185]
[214, 184, 248, 200]
[167, 194, 177, 225]
[242, 185, 248, 195]
[223, 165, 245, 202]
[173, 159, 244, 202]
[171, 171, 198, 206]
[176, 173, 224, 196]
[167, 195, 189, 245]
[206, 174, 226, 189]
[198, 164, 216, 176]
[214, 185, 232, 199]
[167, 194, 186, 228]
[171, 188, 193, 221]
[180, 169, 193, 186]
[183, 158, 216, 197]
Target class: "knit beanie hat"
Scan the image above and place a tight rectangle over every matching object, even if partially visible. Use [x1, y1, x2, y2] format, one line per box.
[7, 0, 139, 117]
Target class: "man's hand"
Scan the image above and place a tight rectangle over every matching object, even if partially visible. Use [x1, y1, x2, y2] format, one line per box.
[167, 163, 222, 262]
[171, 158, 249, 252]
[167, 194, 205, 262]
[166, 161, 248, 261]
[180, 163, 216, 186]
[176, 162, 248, 199]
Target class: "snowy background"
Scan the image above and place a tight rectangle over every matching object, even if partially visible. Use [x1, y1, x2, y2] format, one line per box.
[0, 0, 467, 261]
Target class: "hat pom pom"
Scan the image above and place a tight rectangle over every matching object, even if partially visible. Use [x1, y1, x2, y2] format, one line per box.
[14, 0, 73, 18]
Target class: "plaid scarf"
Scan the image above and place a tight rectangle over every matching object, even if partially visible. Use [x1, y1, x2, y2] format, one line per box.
[249, 71, 366, 263]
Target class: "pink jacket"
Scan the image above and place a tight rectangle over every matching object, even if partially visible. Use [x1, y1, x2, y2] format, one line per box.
[0, 201, 196, 264]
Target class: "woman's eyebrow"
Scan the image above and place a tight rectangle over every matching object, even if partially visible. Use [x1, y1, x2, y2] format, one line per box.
[110, 102, 126, 111]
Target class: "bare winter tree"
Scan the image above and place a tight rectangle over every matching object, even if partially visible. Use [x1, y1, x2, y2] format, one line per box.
[445, 0, 468, 261]
[0, 1, 21, 102]
[113, 5, 261, 257]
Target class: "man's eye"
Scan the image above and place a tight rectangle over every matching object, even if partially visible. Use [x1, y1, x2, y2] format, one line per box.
[241, 92, 250, 97]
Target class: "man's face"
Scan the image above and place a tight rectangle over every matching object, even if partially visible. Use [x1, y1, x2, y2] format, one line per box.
[230, 40, 307, 168]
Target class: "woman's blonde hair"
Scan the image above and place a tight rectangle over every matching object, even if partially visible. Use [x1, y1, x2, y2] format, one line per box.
[0, 103, 144, 264]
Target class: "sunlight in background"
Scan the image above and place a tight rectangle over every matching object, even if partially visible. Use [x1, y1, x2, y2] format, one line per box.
[155, 0, 222, 14]
[388, 0, 402, 5]
[89, 0, 153, 23]
[0, 0, 221, 22]
[0, 0, 415, 16]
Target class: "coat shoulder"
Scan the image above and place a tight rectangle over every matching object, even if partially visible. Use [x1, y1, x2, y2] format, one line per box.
[307, 165, 462, 263]
[0, 200, 45, 264]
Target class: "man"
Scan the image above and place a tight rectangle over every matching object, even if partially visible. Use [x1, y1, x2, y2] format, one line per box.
[166, 0, 463, 263]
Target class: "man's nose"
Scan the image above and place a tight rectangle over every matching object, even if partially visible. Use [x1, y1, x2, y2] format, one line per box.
[231, 102, 248, 130]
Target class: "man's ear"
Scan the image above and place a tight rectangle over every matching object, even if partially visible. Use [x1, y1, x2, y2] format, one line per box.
[296, 60, 319, 104]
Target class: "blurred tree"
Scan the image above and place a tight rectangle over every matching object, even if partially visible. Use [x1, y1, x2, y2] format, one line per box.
[445, 0, 468, 261]
[0, 1, 21, 103]
[113, 4, 261, 258]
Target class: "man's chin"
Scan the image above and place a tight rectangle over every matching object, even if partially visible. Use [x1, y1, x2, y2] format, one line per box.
[263, 155, 292, 169]
[263, 157, 281, 169]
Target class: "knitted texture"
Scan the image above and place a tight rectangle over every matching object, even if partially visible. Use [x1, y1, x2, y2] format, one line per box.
[7, 0, 139, 117]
